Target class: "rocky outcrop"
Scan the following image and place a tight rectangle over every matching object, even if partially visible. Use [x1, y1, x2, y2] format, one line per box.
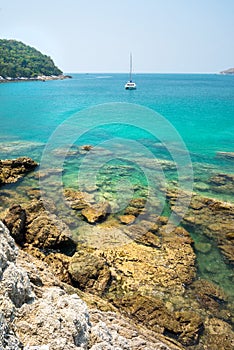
[64, 209, 234, 348]
[202, 317, 234, 350]
[102, 223, 196, 298]
[0, 313, 22, 350]
[112, 294, 203, 346]
[69, 250, 111, 296]
[0, 221, 183, 350]
[3, 199, 76, 254]
[67, 220, 201, 345]
[0, 157, 38, 185]
[1, 152, 233, 349]
[89, 308, 184, 350]
[220, 67, 234, 75]
[0, 221, 33, 349]
[0, 75, 72, 83]
[3, 204, 26, 244]
[0, 220, 90, 349]
[67, 218, 195, 299]
[167, 189, 234, 265]
[15, 287, 90, 350]
[64, 188, 94, 210]
[2, 198, 76, 287]
[25, 199, 76, 253]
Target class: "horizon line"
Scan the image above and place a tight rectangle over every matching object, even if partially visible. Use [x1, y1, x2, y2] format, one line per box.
[64, 71, 222, 75]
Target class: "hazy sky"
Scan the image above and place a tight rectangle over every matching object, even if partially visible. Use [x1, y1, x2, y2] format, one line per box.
[1, 0, 233, 73]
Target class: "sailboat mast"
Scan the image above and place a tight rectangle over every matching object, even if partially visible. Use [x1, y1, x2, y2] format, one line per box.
[129, 53, 132, 82]
[125, 52, 136, 89]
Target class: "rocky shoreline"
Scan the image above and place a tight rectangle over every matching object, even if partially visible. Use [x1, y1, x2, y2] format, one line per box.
[2, 221, 185, 350]
[0, 75, 72, 83]
[220, 68, 234, 75]
[0, 157, 234, 349]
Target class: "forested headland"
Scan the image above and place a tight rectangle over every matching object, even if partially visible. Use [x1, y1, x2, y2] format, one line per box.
[0, 39, 63, 78]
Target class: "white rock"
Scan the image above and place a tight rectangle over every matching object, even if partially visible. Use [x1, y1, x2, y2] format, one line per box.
[0, 220, 179, 350]
[15, 287, 90, 350]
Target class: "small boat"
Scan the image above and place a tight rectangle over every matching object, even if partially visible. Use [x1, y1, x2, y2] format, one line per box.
[125, 53, 136, 90]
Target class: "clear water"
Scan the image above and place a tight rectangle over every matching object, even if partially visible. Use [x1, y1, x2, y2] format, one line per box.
[0, 73, 234, 298]
[1, 73, 234, 153]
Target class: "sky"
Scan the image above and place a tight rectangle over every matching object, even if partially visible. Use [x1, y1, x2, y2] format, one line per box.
[1, 0, 234, 73]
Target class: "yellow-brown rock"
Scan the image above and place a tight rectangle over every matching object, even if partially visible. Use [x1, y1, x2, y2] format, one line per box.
[68, 250, 111, 296]
[0, 157, 38, 185]
[112, 294, 203, 346]
[118, 214, 136, 225]
[167, 189, 234, 265]
[81, 201, 110, 223]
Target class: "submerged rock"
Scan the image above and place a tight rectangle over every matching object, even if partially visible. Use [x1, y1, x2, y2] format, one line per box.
[81, 144, 93, 151]
[64, 188, 94, 210]
[81, 201, 110, 223]
[0, 157, 38, 185]
[188, 279, 227, 313]
[209, 173, 234, 194]
[1, 162, 234, 349]
[167, 189, 234, 265]
[135, 230, 161, 247]
[124, 197, 146, 216]
[118, 214, 136, 225]
[216, 151, 234, 160]
[194, 242, 212, 254]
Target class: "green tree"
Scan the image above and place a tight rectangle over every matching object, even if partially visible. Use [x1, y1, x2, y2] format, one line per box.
[0, 39, 63, 78]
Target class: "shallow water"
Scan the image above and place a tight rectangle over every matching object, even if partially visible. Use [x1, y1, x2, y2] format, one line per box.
[1, 73, 234, 301]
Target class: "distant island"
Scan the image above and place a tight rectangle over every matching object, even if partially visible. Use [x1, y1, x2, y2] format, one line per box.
[0, 39, 71, 82]
[220, 67, 234, 75]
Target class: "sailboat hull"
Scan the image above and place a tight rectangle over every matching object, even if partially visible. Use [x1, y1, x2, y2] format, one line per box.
[125, 81, 136, 90]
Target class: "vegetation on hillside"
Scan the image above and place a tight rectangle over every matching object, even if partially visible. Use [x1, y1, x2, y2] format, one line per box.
[0, 39, 63, 78]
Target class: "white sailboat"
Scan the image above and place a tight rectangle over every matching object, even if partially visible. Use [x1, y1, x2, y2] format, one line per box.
[125, 53, 136, 90]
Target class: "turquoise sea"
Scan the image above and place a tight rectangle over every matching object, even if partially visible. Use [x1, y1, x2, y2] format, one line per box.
[1, 73, 234, 157]
[0, 73, 234, 297]
[1, 73, 234, 199]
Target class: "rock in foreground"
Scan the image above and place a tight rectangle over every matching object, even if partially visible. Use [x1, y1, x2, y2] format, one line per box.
[0, 221, 183, 350]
